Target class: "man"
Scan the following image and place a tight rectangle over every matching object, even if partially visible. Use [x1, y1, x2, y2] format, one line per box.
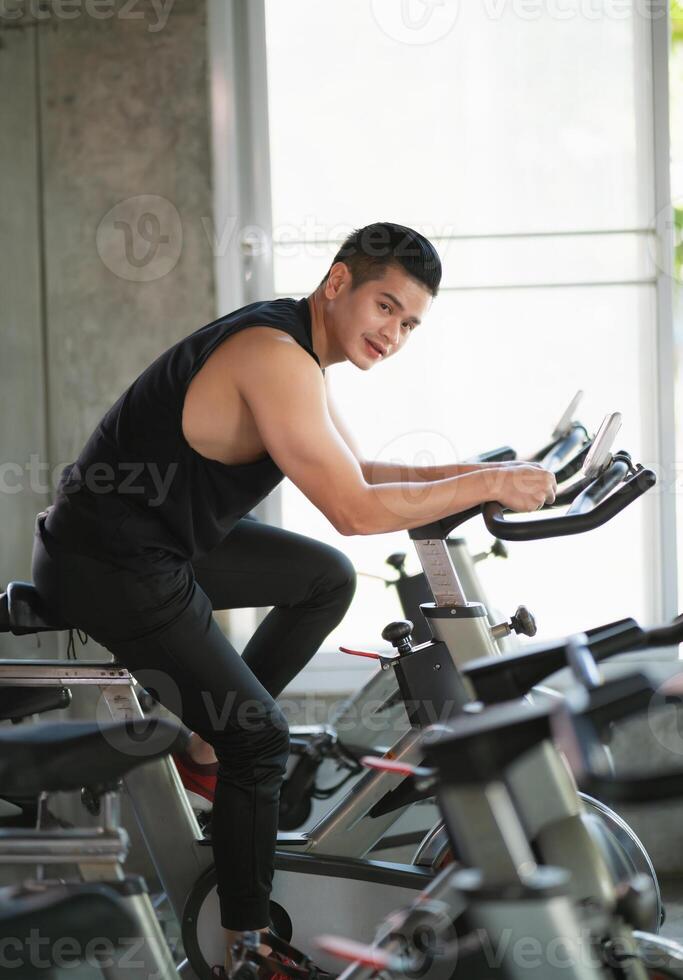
[32, 222, 555, 977]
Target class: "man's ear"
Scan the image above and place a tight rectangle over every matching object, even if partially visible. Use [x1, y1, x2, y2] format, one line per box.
[324, 261, 350, 299]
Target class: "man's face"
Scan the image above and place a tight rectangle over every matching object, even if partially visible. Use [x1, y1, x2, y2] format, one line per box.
[325, 263, 432, 370]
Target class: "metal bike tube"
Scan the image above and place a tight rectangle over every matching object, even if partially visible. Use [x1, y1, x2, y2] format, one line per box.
[100, 892, 180, 980]
[327, 665, 408, 750]
[507, 740, 615, 907]
[436, 780, 607, 980]
[424, 604, 499, 667]
[446, 539, 490, 606]
[297, 727, 427, 858]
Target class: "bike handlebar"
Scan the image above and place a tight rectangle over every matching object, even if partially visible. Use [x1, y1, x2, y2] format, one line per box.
[560, 671, 683, 804]
[464, 617, 643, 703]
[543, 625, 683, 804]
[464, 613, 683, 706]
[481, 462, 656, 542]
[468, 446, 517, 464]
[580, 766, 683, 804]
[566, 452, 631, 514]
[551, 442, 592, 487]
[534, 424, 589, 473]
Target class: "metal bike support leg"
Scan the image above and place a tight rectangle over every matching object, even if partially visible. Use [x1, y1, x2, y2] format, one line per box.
[100, 890, 182, 980]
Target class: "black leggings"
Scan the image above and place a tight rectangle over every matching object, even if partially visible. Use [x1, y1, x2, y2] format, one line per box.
[31, 510, 356, 930]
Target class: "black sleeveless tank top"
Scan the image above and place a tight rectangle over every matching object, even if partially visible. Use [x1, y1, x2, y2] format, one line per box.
[44, 297, 322, 566]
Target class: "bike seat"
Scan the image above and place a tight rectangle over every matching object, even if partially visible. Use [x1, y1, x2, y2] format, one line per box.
[0, 718, 189, 795]
[0, 685, 72, 723]
[0, 882, 135, 973]
[0, 582, 71, 635]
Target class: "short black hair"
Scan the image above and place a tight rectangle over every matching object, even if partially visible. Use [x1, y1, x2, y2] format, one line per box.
[323, 222, 442, 297]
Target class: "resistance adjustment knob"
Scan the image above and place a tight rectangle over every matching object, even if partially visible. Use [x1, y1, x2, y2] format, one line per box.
[381, 620, 414, 655]
[510, 605, 537, 638]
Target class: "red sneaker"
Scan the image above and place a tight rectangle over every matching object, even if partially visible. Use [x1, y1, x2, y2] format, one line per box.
[211, 947, 300, 980]
[259, 949, 301, 980]
[172, 749, 218, 804]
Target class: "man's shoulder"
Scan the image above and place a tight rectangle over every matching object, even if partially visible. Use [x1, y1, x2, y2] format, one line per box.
[230, 322, 316, 364]
[221, 295, 302, 329]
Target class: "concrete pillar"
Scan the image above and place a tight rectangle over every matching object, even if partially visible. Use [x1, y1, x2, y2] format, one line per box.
[0, 0, 216, 658]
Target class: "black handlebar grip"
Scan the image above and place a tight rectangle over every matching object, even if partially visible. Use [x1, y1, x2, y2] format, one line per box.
[580, 768, 683, 804]
[566, 457, 629, 516]
[473, 446, 517, 464]
[481, 466, 656, 542]
[538, 426, 588, 473]
[641, 618, 683, 649]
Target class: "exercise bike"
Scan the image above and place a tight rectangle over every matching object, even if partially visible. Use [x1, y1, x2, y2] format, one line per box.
[315, 629, 683, 978]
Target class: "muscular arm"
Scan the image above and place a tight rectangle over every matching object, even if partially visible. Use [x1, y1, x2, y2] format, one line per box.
[237, 329, 555, 535]
[362, 459, 513, 484]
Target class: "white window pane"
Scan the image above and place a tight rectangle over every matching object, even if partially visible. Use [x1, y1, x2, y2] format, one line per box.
[273, 232, 655, 295]
[265, 0, 655, 236]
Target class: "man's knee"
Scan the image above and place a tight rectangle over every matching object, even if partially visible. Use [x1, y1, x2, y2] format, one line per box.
[213, 704, 290, 781]
[318, 546, 357, 604]
[265, 705, 290, 763]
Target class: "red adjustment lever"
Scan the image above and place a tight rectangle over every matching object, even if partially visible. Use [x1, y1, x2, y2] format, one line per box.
[339, 645, 397, 668]
[360, 755, 436, 782]
[314, 935, 404, 973]
[339, 645, 382, 660]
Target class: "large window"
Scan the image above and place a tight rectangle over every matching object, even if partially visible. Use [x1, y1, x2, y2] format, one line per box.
[258, 1, 674, 689]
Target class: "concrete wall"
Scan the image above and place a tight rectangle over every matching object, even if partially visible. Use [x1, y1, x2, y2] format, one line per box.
[0, 23, 47, 623]
[0, 0, 218, 894]
[0, 0, 216, 657]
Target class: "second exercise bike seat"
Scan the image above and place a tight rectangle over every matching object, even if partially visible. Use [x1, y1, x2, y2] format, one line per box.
[0, 882, 135, 956]
[0, 718, 189, 796]
[0, 685, 72, 724]
[0, 581, 72, 635]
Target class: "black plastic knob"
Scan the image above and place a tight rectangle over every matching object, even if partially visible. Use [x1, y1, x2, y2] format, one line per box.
[381, 620, 414, 654]
[510, 605, 537, 637]
[386, 552, 408, 576]
[490, 539, 509, 560]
